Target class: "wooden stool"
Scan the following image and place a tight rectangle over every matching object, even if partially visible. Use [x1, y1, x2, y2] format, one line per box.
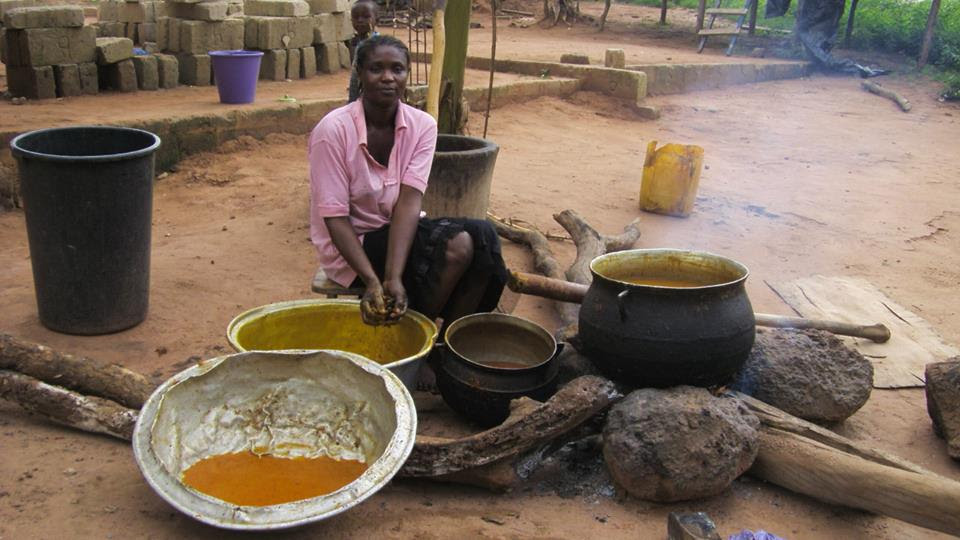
[311, 268, 364, 298]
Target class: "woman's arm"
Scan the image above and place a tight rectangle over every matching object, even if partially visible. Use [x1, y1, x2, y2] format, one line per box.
[381, 185, 423, 319]
[326, 216, 392, 324]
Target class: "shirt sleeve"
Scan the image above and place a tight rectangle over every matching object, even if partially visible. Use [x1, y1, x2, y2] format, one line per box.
[309, 120, 352, 218]
[400, 117, 438, 194]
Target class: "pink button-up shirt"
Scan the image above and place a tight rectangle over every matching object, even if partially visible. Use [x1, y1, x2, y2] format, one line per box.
[309, 100, 438, 286]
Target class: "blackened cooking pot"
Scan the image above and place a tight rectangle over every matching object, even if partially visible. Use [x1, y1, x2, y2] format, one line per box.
[578, 249, 755, 388]
[434, 313, 560, 427]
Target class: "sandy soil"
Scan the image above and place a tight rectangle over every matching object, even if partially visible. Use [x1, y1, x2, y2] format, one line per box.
[2, 12, 960, 540]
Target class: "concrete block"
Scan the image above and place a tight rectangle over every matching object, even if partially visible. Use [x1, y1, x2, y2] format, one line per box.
[177, 52, 210, 85]
[7, 64, 55, 99]
[634, 104, 660, 120]
[100, 57, 137, 91]
[166, 16, 180, 52]
[0, 0, 35, 20]
[312, 13, 334, 44]
[96, 36, 133, 64]
[300, 45, 315, 77]
[337, 41, 349, 69]
[307, 0, 346, 13]
[243, 16, 259, 48]
[78, 61, 98, 93]
[155, 52, 178, 87]
[98, 0, 120, 21]
[247, 15, 312, 50]
[245, 0, 308, 17]
[53, 63, 82, 96]
[334, 11, 352, 41]
[604, 48, 625, 69]
[4, 26, 96, 67]
[119, 1, 155, 23]
[285, 46, 299, 79]
[168, 1, 227, 21]
[99, 21, 126, 37]
[179, 19, 243, 54]
[156, 16, 168, 49]
[259, 48, 285, 80]
[316, 41, 337, 73]
[226, 1, 244, 17]
[124, 21, 138, 42]
[140, 22, 156, 42]
[132, 54, 158, 89]
[143, 41, 158, 53]
[3, 6, 84, 29]
[560, 53, 589, 65]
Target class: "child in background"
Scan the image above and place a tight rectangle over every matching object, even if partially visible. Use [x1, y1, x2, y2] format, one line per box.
[346, 0, 380, 102]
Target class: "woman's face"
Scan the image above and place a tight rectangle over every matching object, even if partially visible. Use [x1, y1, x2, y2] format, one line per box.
[361, 45, 408, 108]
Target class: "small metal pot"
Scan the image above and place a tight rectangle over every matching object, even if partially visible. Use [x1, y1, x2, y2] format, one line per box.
[434, 313, 561, 428]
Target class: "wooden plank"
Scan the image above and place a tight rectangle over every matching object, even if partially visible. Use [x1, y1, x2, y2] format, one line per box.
[697, 28, 740, 35]
[769, 276, 959, 388]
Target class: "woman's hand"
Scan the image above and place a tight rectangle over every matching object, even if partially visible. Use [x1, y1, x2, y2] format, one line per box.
[360, 281, 390, 326]
[381, 278, 407, 323]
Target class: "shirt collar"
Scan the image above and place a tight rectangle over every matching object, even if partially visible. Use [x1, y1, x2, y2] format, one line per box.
[350, 100, 409, 148]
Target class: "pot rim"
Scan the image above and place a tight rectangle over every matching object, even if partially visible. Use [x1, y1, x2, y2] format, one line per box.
[589, 248, 749, 290]
[434, 134, 500, 157]
[443, 313, 557, 372]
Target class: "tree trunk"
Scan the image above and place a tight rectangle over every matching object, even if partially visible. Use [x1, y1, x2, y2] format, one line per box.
[438, 0, 470, 134]
[918, 0, 942, 68]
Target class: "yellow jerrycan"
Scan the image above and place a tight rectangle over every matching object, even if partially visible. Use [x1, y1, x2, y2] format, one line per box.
[639, 140, 704, 217]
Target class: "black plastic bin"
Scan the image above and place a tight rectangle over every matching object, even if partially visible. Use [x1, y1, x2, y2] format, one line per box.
[11, 126, 161, 335]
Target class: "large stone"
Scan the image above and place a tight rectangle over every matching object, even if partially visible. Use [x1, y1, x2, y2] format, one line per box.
[259, 48, 285, 80]
[99, 57, 137, 91]
[132, 54, 158, 89]
[730, 329, 873, 423]
[179, 18, 243, 54]
[4, 26, 96, 67]
[78, 61, 98, 93]
[316, 41, 337, 73]
[285, 45, 300, 79]
[245, 15, 312, 50]
[333, 11, 352, 41]
[98, 0, 120, 22]
[560, 53, 589, 65]
[53, 63, 82, 96]
[96, 36, 133, 64]
[155, 53, 178, 87]
[168, 1, 227, 21]
[604, 48, 625, 69]
[299, 45, 315, 77]
[7, 64, 56, 98]
[245, 0, 308, 17]
[311, 12, 334, 43]
[926, 359, 960, 460]
[3, 6, 84, 29]
[603, 386, 759, 502]
[177, 52, 210, 85]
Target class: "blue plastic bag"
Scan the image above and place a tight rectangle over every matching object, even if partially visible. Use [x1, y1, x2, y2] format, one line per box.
[729, 530, 785, 540]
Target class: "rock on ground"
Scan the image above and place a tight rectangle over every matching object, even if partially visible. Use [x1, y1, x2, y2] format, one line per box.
[925, 358, 960, 460]
[731, 328, 873, 423]
[602, 386, 759, 502]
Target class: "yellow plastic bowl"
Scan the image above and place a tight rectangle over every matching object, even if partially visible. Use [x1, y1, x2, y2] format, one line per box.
[227, 299, 438, 390]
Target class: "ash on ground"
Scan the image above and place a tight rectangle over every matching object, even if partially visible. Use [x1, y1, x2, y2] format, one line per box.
[520, 435, 617, 502]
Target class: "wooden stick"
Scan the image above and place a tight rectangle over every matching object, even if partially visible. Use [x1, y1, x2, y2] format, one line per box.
[483, 0, 497, 139]
[399, 375, 619, 477]
[861, 81, 912, 112]
[754, 313, 891, 343]
[750, 427, 960, 537]
[0, 370, 139, 441]
[426, 0, 446, 119]
[500, 8, 533, 16]
[0, 333, 155, 409]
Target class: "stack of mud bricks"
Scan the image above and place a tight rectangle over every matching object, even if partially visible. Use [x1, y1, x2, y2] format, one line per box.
[95, 36, 174, 92]
[1, 5, 98, 99]
[159, 0, 244, 86]
[95, 0, 162, 48]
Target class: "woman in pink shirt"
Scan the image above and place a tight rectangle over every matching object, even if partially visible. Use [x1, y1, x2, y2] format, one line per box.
[309, 35, 506, 328]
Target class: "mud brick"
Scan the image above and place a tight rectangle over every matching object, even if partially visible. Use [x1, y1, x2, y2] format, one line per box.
[246, 15, 312, 50]
[334, 11, 353, 41]
[316, 41, 337, 73]
[258, 48, 285, 80]
[3, 6, 84, 29]
[243, 16, 258, 48]
[179, 19, 243, 54]
[98, 0, 120, 21]
[311, 13, 334, 44]
[96, 36, 133, 64]
[155, 52, 177, 87]
[7, 64, 55, 98]
[284, 46, 299, 79]
[140, 22, 156, 42]
[337, 41, 349, 68]
[132, 54, 158, 89]
[177, 52, 209, 85]
[168, 1, 227, 21]
[165, 16, 180, 52]
[78, 61, 98, 93]
[155, 16, 168, 49]
[99, 57, 137, 91]
[119, 1, 155, 23]
[0, 0, 35, 20]
[226, 1, 243, 17]
[300, 45, 315, 77]
[142, 41, 158, 53]
[245, 0, 308, 17]
[124, 22, 138, 42]
[5, 26, 96, 67]
[98, 21, 125, 37]
[53, 63, 81, 96]
[604, 48, 625, 69]
[307, 0, 346, 13]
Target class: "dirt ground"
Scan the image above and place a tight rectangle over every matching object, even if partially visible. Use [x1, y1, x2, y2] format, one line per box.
[2, 5, 960, 539]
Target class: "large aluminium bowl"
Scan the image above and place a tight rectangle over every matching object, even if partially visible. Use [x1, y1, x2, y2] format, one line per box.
[132, 349, 417, 530]
[226, 299, 438, 391]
